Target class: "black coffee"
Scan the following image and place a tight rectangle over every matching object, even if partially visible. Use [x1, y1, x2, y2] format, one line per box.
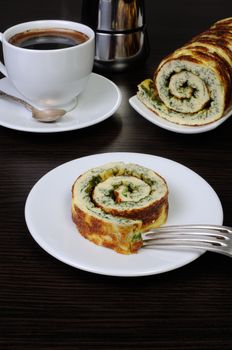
[9, 28, 89, 50]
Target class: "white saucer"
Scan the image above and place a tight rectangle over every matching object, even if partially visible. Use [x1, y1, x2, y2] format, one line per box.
[25, 152, 223, 277]
[129, 95, 232, 134]
[0, 73, 121, 133]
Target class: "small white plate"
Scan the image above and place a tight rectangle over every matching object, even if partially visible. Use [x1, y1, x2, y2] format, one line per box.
[129, 95, 232, 134]
[0, 73, 121, 133]
[25, 152, 223, 277]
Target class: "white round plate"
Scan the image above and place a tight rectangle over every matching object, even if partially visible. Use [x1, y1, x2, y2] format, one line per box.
[0, 73, 121, 133]
[129, 95, 232, 134]
[25, 152, 223, 277]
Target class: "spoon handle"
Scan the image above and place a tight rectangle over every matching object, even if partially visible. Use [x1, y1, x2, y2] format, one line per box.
[0, 89, 34, 112]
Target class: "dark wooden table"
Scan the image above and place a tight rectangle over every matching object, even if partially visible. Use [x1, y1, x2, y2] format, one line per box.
[0, 1, 232, 349]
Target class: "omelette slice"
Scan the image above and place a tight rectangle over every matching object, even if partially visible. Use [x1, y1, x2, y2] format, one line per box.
[72, 162, 168, 254]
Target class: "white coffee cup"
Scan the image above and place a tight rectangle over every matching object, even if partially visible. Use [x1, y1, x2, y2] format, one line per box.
[0, 20, 95, 109]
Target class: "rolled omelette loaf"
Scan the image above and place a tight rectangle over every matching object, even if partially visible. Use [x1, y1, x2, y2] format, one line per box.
[137, 17, 232, 126]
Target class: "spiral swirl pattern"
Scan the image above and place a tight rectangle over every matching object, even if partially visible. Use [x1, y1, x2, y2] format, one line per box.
[72, 162, 168, 254]
[137, 17, 232, 126]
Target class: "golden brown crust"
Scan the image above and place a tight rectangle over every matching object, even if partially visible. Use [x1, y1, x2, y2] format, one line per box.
[72, 200, 168, 254]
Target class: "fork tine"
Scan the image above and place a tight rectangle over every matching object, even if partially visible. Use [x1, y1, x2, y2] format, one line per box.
[142, 225, 232, 241]
[142, 230, 229, 241]
[143, 234, 227, 247]
[143, 239, 232, 257]
[141, 224, 232, 257]
[147, 224, 232, 233]
[143, 241, 232, 258]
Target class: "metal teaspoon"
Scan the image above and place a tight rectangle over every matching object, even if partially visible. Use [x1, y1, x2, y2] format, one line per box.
[0, 89, 66, 122]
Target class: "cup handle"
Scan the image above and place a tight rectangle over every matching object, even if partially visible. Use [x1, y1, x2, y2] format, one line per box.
[0, 33, 8, 77]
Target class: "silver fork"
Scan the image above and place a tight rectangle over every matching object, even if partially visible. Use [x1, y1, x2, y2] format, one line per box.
[142, 224, 232, 257]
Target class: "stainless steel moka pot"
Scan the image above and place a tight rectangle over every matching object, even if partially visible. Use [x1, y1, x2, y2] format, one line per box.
[81, 0, 149, 71]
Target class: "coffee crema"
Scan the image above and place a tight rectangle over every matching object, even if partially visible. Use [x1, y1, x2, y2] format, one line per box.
[9, 28, 89, 50]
